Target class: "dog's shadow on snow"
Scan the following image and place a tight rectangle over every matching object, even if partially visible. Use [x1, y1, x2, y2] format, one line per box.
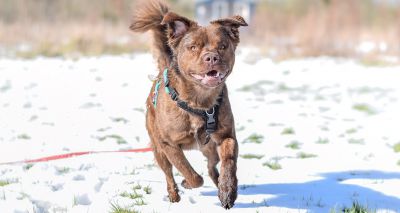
[201, 170, 400, 211]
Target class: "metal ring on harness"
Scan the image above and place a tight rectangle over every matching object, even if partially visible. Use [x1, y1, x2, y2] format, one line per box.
[206, 107, 215, 116]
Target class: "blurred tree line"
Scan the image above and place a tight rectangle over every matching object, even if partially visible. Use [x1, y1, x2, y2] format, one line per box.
[0, 0, 193, 24]
[0, 0, 399, 62]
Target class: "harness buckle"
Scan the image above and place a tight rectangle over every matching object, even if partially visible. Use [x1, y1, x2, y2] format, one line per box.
[205, 107, 217, 134]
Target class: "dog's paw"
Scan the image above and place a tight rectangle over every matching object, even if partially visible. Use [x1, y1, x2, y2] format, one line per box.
[218, 175, 237, 209]
[181, 175, 204, 189]
[218, 186, 237, 209]
[168, 192, 181, 203]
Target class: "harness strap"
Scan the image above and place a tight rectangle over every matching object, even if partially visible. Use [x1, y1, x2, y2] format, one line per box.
[162, 68, 224, 143]
[152, 80, 162, 107]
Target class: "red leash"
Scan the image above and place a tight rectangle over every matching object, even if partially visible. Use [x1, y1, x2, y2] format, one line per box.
[0, 147, 153, 165]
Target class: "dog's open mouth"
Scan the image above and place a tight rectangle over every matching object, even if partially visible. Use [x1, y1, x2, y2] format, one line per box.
[191, 70, 227, 87]
[206, 70, 219, 77]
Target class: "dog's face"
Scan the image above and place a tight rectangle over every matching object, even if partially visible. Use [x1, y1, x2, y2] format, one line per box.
[162, 13, 247, 88]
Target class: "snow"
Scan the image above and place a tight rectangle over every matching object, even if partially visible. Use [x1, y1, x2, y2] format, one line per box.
[1, 52, 400, 213]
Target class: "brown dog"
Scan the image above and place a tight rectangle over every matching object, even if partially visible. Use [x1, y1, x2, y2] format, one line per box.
[130, 0, 247, 209]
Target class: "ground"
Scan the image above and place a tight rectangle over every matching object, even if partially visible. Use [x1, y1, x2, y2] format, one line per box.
[0, 51, 400, 213]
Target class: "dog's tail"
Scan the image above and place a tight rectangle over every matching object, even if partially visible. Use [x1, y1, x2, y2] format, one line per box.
[130, 0, 172, 71]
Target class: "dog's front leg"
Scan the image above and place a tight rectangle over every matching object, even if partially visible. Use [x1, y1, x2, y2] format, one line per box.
[161, 142, 204, 189]
[217, 138, 238, 209]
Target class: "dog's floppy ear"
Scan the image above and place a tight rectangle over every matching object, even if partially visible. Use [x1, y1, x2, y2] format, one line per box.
[161, 12, 196, 48]
[211, 15, 248, 44]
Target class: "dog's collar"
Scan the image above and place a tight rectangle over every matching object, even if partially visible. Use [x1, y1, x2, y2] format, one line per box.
[163, 68, 223, 143]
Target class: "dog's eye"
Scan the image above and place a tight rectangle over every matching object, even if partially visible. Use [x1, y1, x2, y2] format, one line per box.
[219, 45, 226, 50]
[190, 45, 197, 51]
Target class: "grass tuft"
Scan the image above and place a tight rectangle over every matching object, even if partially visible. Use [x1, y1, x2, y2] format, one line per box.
[352, 104, 376, 115]
[0, 181, 10, 187]
[346, 128, 358, 134]
[132, 184, 142, 190]
[348, 138, 365, 145]
[340, 201, 375, 213]
[285, 141, 301, 149]
[133, 198, 146, 206]
[143, 186, 152, 195]
[110, 117, 129, 124]
[242, 133, 264, 144]
[110, 201, 139, 213]
[120, 191, 143, 200]
[281, 127, 295, 135]
[23, 164, 34, 171]
[56, 167, 71, 175]
[297, 152, 317, 159]
[316, 138, 329, 144]
[263, 160, 282, 170]
[98, 134, 127, 144]
[393, 143, 400, 153]
[17, 134, 31, 140]
[240, 154, 264, 159]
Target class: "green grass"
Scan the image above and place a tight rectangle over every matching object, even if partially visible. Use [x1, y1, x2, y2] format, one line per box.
[17, 134, 31, 140]
[240, 154, 264, 159]
[73, 196, 78, 207]
[133, 198, 146, 206]
[237, 80, 273, 92]
[0, 180, 10, 187]
[132, 184, 142, 190]
[143, 186, 152, 195]
[110, 201, 139, 213]
[346, 128, 358, 134]
[285, 141, 301, 149]
[277, 83, 291, 92]
[263, 160, 282, 170]
[97, 127, 111, 132]
[348, 138, 365, 145]
[133, 108, 145, 113]
[56, 167, 71, 175]
[23, 164, 34, 171]
[297, 152, 317, 159]
[316, 138, 329, 144]
[120, 191, 143, 200]
[352, 104, 376, 115]
[236, 126, 246, 132]
[332, 201, 375, 213]
[242, 133, 264, 144]
[98, 134, 127, 144]
[393, 143, 400, 153]
[110, 117, 129, 124]
[281, 127, 295, 135]
[112, 183, 149, 212]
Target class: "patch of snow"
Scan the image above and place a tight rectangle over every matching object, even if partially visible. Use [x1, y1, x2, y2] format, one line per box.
[1, 53, 400, 212]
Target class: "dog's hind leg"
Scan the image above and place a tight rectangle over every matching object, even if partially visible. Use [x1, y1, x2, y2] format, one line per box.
[200, 142, 220, 187]
[153, 145, 180, 202]
[160, 142, 204, 189]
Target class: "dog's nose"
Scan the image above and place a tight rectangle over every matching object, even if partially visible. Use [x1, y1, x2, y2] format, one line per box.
[203, 53, 220, 65]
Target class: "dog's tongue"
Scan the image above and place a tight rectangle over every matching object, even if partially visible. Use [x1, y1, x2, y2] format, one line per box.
[192, 71, 220, 79]
[191, 70, 223, 86]
[203, 71, 222, 86]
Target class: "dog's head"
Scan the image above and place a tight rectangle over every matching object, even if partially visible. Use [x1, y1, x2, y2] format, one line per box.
[162, 12, 247, 88]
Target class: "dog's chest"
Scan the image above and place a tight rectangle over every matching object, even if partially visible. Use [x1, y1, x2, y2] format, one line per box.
[188, 117, 206, 144]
